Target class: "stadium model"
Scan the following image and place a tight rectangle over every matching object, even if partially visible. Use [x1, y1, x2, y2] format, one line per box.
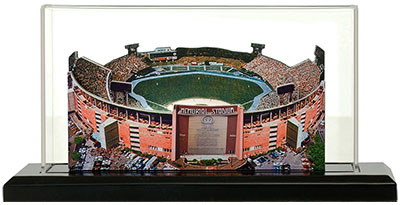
[68, 43, 325, 171]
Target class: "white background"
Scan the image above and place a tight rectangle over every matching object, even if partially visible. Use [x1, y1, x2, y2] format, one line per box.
[1, 0, 399, 204]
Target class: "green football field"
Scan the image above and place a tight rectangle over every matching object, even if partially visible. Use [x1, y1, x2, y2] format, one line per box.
[133, 73, 264, 110]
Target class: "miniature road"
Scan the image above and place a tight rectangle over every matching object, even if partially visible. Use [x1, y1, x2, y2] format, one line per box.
[83, 150, 94, 170]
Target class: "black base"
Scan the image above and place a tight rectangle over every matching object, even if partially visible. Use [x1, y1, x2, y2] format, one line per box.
[3, 163, 397, 202]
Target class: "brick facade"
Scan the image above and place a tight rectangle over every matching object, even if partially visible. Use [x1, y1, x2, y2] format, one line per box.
[72, 84, 323, 161]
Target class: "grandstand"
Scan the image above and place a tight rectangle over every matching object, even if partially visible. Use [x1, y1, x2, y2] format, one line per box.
[73, 57, 111, 100]
[175, 56, 246, 69]
[70, 43, 323, 112]
[244, 54, 322, 105]
[244, 55, 293, 89]
[105, 54, 147, 82]
[176, 47, 257, 63]
[288, 59, 321, 98]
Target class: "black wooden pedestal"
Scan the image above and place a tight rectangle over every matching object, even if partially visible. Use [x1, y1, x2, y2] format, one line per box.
[3, 162, 397, 202]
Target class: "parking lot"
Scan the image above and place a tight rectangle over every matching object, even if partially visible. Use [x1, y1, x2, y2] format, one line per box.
[254, 148, 309, 171]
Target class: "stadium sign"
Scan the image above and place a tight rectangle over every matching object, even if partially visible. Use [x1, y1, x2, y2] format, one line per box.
[211, 107, 235, 115]
[178, 108, 207, 115]
[177, 107, 236, 116]
[173, 104, 244, 161]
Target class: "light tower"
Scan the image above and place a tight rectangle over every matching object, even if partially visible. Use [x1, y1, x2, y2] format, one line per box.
[251, 43, 265, 55]
[125, 43, 139, 56]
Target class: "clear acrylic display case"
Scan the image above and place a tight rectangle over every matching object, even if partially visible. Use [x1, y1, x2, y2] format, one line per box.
[41, 5, 358, 172]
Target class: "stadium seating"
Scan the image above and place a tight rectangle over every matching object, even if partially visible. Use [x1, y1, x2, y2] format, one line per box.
[288, 59, 321, 98]
[245, 56, 293, 89]
[245, 56, 321, 110]
[257, 92, 280, 110]
[71, 48, 322, 114]
[73, 58, 111, 100]
[105, 55, 147, 81]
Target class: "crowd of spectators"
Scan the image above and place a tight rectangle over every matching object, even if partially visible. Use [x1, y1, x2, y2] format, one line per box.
[110, 91, 143, 109]
[245, 56, 321, 110]
[245, 56, 293, 89]
[288, 59, 321, 98]
[73, 58, 111, 100]
[175, 56, 246, 69]
[72, 52, 321, 117]
[113, 92, 126, 105]
[246, 87, 323, 129]
[105, 55, 147, 81]
[109, 91, 129, 106]
[127, 97, 143, 108]
[257, 91, 280, 110]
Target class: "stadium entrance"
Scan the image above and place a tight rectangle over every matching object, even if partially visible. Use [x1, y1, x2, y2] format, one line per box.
[171, 105, 244, 160]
